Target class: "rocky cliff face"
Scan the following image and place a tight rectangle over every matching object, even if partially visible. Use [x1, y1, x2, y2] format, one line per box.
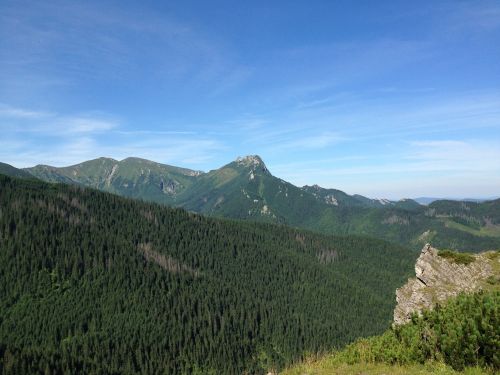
[393, 244, 499, 325]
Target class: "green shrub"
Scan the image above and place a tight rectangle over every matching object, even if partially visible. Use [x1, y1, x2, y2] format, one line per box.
[486, 251, 500, 261]
[332, 291, 500, 371]
[486, 276, 499, 285]
[438, 249, 475, 265]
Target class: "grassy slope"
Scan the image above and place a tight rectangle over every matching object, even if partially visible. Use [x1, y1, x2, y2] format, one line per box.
[26, 157, 200, 205]
[282, 359, 490, 375]
[442, 219, 500, 237]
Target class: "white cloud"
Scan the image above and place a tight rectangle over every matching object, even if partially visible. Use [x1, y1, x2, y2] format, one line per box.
[0, 104, 53, 119]
[114, 130, 197, 135]
[0, 103, 119, 135]
[0, 104, 225, 169]
[271, 139, 500, 199]
[407, 140, 500, 169]
[0, 133, 225, 169]
[61, 117, 117, 133]
[0, 0, 249, 100]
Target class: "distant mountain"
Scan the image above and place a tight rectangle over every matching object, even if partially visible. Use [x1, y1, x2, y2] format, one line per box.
[414, 197, 440, 205]
[6, 155, 500, 252]
[302, 185, 372, 207]
[415, 197, 499, 205]
[177, 156, 332, 224]
[23, 155, 406, 213]
[304, 184, 422, 210]
[0, 162, 35, 179]
[25, 157, 201, 204]
[392, 198, 422, 211]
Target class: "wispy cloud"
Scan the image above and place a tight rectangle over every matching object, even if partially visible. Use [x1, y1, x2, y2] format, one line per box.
[445, 1, 500, 32]
[272, 138, 500, 198]
[1, 133, 225, 169]
[275, 132, 344, 150]
[61, 117, 117, 133]
[252, 38, 434, 108]
[407, 140, 500, 168]
[0, 104, 225, 168]
[226, 117, 270, 130]
[0, 1, 498, 199]
[287, 91, 500, 142]
[0, 0, 249, 100]
[278, 140, 500, 177]
[0, 105, 118, 135]
[114, 130, 197, 136]
[0, 104, 53, 119]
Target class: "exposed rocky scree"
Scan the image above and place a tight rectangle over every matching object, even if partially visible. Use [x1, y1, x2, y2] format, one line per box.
[393, 243, 499, 325]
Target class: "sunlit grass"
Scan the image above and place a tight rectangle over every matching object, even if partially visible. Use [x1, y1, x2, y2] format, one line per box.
[442, 219, 500, 237]
[281, 358, 492, 375]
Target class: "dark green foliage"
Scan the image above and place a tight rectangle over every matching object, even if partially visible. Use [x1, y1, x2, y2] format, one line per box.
[438, 250, 475, 265]
[486, 276, 500, 285]
[0, 163, 34, 179]
[23, 157, 500, 252]
[0, 175, 415, 374]
[302, 185, 370, 208]
[429, 200, 500, 225]
[336, 291, 500, 371]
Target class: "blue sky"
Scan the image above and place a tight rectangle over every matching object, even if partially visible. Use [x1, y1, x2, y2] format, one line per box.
[1, 0, 499, 199]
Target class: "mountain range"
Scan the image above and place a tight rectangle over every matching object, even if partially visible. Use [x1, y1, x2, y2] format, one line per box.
[414, 197, 500, 205]
[1, 156, 500, 251]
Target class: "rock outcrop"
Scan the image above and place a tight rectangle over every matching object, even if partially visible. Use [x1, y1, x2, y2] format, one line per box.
[236, 155, 270, 175]
[393, 244, 498, 325]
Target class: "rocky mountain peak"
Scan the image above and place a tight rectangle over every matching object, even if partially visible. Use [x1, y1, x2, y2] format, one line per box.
[236, 155, 263, 166]
[393, 244, 498, 325]
[235, 155, 270, 174]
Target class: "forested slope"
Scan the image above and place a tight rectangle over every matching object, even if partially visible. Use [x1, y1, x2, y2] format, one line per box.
[0, 175, 415, 374]
[20, 156, 500, 252]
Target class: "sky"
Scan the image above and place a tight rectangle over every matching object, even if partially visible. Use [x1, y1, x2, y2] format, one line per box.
[0, 0, 499, 199]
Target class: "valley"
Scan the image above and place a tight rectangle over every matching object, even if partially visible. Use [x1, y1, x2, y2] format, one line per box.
[2, 162, 498, 373]
[2, 155, 498, 252]
[1, 1, 498, 374]
[0, 174, 416, 374]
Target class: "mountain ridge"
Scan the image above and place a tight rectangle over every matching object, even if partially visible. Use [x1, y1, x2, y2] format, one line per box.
[415, 196, 500, 205]
[21, 155, 395, 207]
[2, 156, 499, 251]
